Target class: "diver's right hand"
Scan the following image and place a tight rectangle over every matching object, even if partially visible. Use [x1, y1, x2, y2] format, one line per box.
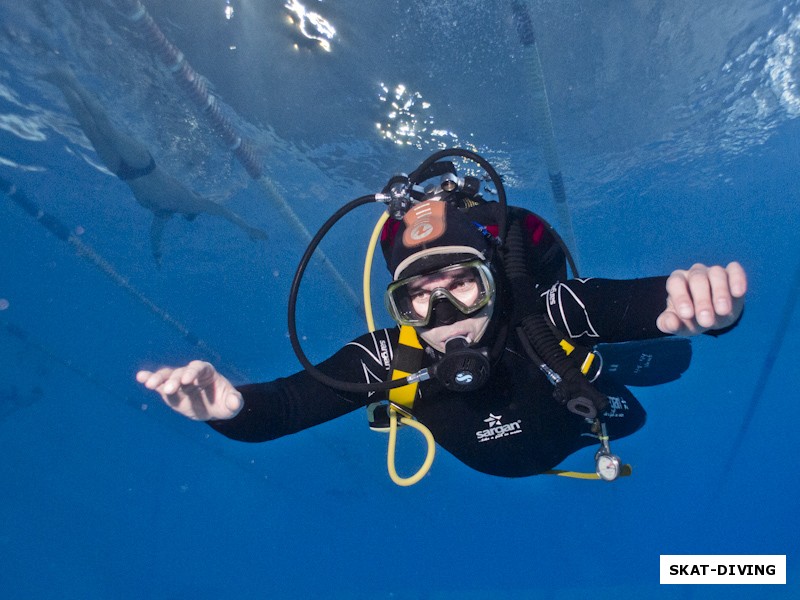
[136, 360, 243, 421]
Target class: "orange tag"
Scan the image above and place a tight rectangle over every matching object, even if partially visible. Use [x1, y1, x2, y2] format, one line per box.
[402, 201, 447, 248]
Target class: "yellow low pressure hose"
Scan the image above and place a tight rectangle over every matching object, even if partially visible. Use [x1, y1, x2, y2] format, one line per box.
[363, 211, 390, 331]
[544, 465, 633, 479]
[387, 407, 437, 486]
[364, 210, 436, 485]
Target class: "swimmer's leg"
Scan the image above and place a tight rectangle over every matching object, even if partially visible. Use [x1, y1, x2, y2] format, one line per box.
[43, 68, 152, 172]
[190, 196, 268, 241]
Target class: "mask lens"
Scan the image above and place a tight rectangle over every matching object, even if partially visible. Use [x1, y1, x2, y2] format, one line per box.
[385, 261, 495, 327]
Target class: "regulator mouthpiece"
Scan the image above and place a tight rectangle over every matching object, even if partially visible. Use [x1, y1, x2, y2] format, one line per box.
[432, 337, 490, 391]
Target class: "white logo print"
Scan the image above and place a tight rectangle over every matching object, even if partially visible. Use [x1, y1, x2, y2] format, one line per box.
[409, 222, 434, 241]
[484, 413, 502, 427]
[602, 395, 628, 419]
[475, 413, 523, 443]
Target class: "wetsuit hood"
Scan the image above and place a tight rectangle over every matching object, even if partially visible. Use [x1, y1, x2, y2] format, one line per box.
[381, 199, 494, 280]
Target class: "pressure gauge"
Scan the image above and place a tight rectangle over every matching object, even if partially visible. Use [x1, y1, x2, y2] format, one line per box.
[595, 453, 621, 481]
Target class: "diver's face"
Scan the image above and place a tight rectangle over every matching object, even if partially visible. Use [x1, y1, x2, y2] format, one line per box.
[406, 267, 481, 320]
[416, 304, 493, 353]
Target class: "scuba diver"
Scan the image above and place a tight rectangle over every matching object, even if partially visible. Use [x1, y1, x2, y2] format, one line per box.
[136, 149, 746, 481]
[42, 68, 267, 266]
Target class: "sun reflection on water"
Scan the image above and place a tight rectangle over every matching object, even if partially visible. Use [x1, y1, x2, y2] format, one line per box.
[375, 82, 467, 151]
[284, 0, 336, 52]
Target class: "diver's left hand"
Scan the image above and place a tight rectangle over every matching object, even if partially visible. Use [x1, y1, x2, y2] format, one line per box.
[657, 262, 747, 336]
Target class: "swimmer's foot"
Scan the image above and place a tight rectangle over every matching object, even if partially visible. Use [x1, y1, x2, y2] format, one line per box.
[248, 227, 268, 241]
[39, 66, 78, 89]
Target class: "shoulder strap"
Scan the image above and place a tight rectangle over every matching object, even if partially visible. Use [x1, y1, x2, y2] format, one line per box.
[366, 328, 425, 432]
[387, 325, 424, 410]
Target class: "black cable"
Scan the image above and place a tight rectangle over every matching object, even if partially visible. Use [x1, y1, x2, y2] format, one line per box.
[287, 194, 416, 394]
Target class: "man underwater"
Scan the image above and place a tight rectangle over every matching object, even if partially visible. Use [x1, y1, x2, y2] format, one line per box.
[43, 68, 267, 265]
[136, 154, 746, 479]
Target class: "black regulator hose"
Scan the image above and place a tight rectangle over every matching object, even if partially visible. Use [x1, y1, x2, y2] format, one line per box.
[504, 217, 605, 417]
[518, 313, 608, 418]
[287, 194, 417, 394]
[288, 148, 512, 395]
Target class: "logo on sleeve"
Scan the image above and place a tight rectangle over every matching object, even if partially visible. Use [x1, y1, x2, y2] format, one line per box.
[475, 413, 523, 443]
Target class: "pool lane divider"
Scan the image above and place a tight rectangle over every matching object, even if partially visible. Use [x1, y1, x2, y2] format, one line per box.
[1, 175, 248, 383]
[510, 0, 581, 274]
[115, 0, 360, 309]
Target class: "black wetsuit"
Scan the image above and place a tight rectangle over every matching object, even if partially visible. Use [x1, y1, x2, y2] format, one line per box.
[209, 276, 688, 477]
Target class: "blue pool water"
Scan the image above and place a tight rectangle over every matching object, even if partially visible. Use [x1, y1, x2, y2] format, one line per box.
[1, 1, 798, 598]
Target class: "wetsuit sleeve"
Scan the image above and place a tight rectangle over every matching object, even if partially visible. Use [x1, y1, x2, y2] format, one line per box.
[543, 276, 745, 343]
[542, 276, 671, 343]
[207, 330, 396, 442]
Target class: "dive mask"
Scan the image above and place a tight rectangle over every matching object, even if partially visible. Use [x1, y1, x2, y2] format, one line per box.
[385, 260, 496, 328]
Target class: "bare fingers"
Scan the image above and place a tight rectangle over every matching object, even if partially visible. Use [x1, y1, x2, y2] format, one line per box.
[661, 262, 747, 335]
[136, 361, 241, 421]
[725, 261, 748, 298]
